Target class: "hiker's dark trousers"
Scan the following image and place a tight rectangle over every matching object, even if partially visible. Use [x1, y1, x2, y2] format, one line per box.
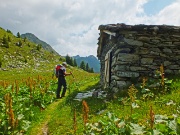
[56, 77, 67, 98]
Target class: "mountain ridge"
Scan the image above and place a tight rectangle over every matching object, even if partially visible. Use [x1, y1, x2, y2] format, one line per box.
[73, 55, 100, 73]
[21, 33, 59, 55]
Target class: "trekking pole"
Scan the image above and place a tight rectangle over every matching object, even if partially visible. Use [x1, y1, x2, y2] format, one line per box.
[71, 72, 78, 87]
[69, 72, 75, 94]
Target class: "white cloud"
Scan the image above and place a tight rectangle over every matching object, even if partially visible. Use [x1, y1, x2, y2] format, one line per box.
[0, 0, 179, 57]
[151, 0, 180, 25]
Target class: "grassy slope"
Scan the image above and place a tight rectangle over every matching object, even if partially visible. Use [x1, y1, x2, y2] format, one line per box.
[0, 27, 63, 83]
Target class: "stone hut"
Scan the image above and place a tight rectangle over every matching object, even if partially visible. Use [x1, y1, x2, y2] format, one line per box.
[97, 23, 180, 91]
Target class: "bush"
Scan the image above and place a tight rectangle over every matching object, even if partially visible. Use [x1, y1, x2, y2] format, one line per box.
[37, 44, 42, 51]
[0, 57, 2, 68]
[16, 40, 22, 47]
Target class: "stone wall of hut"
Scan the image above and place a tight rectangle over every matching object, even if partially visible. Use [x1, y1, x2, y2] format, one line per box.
[97, 24, 180, 91]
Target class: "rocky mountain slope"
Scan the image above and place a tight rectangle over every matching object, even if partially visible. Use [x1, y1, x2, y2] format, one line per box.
[21, 33, 59, 55]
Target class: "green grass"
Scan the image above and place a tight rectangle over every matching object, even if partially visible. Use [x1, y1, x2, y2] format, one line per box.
[26, 73, 100, 135]
[0, 62, 100, 134]
[1, 61, 180, 134]
[27, 76, 180, 134]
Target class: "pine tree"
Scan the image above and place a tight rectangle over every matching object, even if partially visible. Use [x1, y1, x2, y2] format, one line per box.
[90, 68, 94, 73]
[80, 61, 85, 70]
[65, 55, 75, 66]
[85, 63, 89, 72]
[7, 29, 12, 34]
[66, 55, 71, 65]
[17, 32, 21, 38]
[74, 59, 77, 67]
[69, 57, 74, 66]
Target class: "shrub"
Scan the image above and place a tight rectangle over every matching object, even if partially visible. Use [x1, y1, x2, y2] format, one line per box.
[0, 57, 2, 68]
[37, 44, 42, 51]
[2, 35, 8, 45]
[16, 40, 22, 47]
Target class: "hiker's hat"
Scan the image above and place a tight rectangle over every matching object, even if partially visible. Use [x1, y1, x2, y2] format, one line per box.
[62, 62, 67, 66]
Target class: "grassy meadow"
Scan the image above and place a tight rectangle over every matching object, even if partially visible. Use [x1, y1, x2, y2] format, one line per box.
[1, 63, 180, 134]
[36, 70, 180, 135]
[0, 62, 100, 135]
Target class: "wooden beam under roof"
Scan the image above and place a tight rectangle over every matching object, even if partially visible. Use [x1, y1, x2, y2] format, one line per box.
[103, 30, 116, 37]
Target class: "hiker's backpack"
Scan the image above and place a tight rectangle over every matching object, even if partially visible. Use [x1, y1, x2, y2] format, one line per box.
[55, 64, 65, 78]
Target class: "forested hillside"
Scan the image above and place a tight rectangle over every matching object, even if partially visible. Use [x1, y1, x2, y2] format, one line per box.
[73, 55, 100, 73]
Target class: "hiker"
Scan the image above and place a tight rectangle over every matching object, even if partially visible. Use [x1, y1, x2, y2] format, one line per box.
[56, 62, 72, 99]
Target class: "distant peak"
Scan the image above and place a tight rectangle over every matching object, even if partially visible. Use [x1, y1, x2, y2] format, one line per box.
[73, 55, 80, 58]
[22, 33, 35, 36]
[88, 55, 95, 57]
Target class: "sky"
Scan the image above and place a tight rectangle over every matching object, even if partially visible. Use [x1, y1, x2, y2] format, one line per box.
[0, 0, 180, 57]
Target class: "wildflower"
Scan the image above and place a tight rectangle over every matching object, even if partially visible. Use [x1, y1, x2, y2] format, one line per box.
[150, 106, 155, 129]
[82, 100, 89, 126]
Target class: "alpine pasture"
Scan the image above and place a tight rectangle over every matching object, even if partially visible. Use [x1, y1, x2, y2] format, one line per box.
[1, 27, 180, 134]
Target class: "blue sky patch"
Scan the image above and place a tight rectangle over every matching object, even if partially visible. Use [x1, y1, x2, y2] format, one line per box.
[143, 0, 176, 15]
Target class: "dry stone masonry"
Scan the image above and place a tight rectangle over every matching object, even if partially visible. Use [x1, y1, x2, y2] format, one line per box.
[97, 23, 180, 91]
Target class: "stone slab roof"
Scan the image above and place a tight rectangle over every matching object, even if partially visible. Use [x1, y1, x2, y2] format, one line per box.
[98, 23, 180, 32]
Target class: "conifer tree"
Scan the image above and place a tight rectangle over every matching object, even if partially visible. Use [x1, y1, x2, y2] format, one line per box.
[80, 61, 85, 70]
[65, 55, 75, 66]
[90, 68, 94, 73]
[66, 55, 71, 65]
[69, 57, 74, 66]
[73, 59, 77, 67]
[7, 29, 12, 34]
[17, 32, 21, 38]
[85, 63, 89, 72]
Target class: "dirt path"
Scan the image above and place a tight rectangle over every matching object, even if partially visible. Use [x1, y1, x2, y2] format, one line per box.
[39, 122, 48, 135]
[29, 99, 62, 135]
